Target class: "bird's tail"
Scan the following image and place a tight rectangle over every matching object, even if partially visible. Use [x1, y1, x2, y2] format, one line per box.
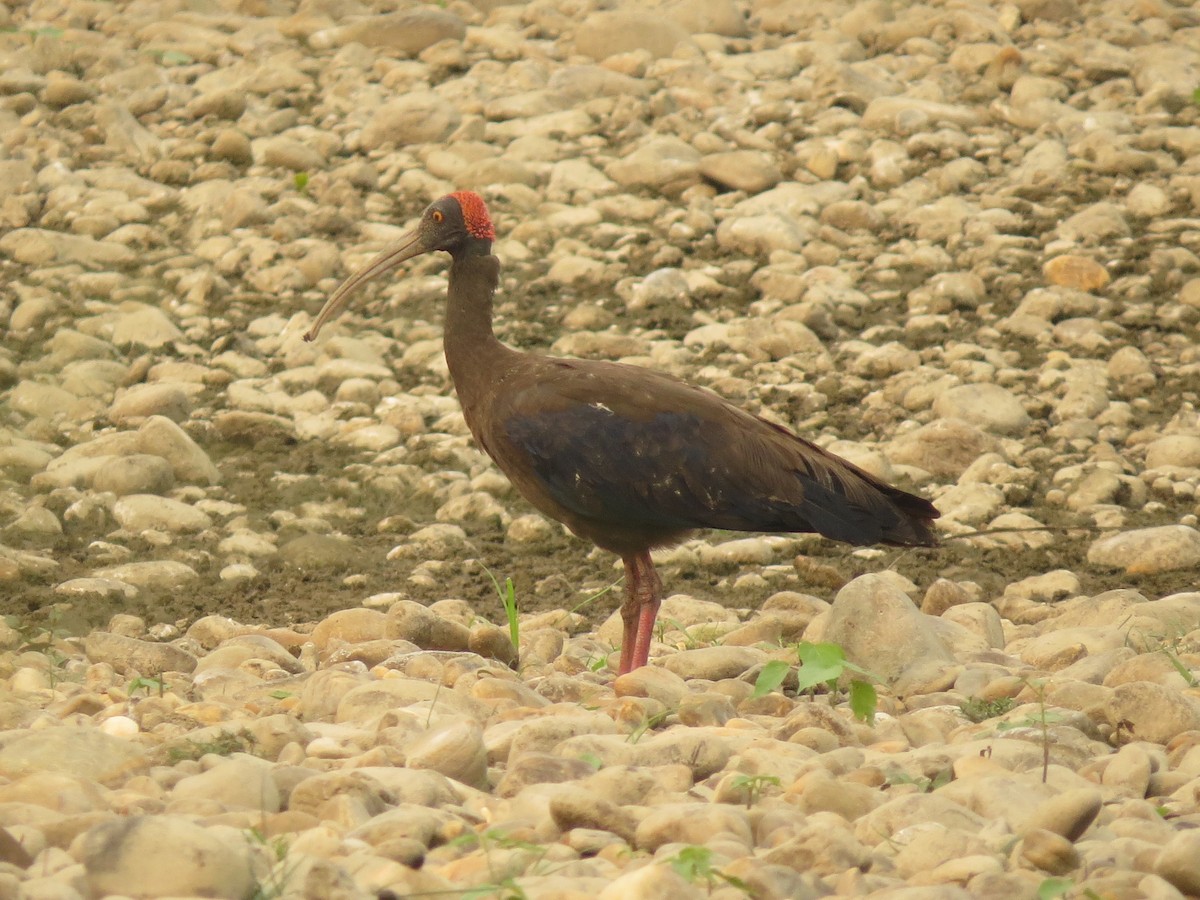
[877, 485, 940, 547]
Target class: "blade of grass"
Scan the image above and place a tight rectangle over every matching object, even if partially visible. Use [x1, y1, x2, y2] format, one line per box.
[569, 576, 623, 615]
[480, 563, 520, 652]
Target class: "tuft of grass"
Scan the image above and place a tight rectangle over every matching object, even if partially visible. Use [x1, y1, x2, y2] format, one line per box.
[246, 828, 293, 900]
[9, 609, 76, 690]
[158, 48, 194, 66]
[657, 616, 703, 649]
[727, 773, 781, 809]
[960, 696, 1016, 723]
[996, 679, 1062, 783]
[128, 675, 167, 699]
[166, 728, 258, 764]
[449, 828, 556, 899]
[626, 707, 672, 744]
[886, 768, 952, 792]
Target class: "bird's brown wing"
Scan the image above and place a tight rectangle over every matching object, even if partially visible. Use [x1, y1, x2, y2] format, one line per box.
[493, 360, 938, 549]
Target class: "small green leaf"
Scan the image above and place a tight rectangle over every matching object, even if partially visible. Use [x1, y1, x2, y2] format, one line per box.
[269, 690, 293, 700]
[579, 752, 603, 771]
[930, 767, 953, 791]
[794, 641, 847, 691]
[1038, 876, 1073, 900]
[293, 171, 309, 192]
[1194, 86, 1200, 106]
[848, 678, 877, 724]
[751, 659, 791, 698]
[669, 845, 713, 881]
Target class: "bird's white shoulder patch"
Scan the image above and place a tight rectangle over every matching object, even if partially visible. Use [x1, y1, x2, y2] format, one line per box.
[589, 402, 614, 414]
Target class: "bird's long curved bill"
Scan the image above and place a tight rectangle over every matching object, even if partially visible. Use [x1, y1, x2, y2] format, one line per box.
[303, 231, 425, 342]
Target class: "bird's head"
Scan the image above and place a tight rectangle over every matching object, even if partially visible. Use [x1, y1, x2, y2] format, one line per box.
[420, 191, 496, 252]
[303, 191, 495, 342]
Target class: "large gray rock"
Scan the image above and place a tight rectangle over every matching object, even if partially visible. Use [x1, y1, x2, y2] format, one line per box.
[819, 574, 955, 685]
[1156, 830, 1200, 896]
[1145, 434, 1200, 469]
[91, 454, 176, 496]
[1106, 681, 1200, 745]
[575, 10, 692, 59]
[889, 418, 1002, 479]
[635, 802, 752, 852]
[0, 228, 136, 268]
[0, 728, 148, 786]
[74, 816, 256, 898]
[359, 92, 461, 150]
[83, 631, 197, 674]
[932, 383, 1031, 435]
[1088, 526, 1200, 574]
[605, 136, 701, 194]
[172, 755, 281, 812]
[112, 494, 212, 533]
[405, 719, 488, 789]
[667, 0, 747, 36]
[312, 9, 465, 56]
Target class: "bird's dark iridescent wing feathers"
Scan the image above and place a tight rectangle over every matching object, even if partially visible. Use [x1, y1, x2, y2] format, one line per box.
[498, 364, 938, 549]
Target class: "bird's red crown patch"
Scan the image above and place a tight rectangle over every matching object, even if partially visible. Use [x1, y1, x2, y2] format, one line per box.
[450, 191, 495, 241]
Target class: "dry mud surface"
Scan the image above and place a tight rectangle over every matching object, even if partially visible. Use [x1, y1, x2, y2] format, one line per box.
[2, 0, 1200, 898]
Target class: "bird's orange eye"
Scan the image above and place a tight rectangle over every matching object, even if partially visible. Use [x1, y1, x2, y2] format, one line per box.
[431, 210, 444, 223]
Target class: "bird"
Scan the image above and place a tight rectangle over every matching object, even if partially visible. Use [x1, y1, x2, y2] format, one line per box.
[304, 191, 940, 675]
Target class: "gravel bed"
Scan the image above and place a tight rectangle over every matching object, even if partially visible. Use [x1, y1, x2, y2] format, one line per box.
[2, 0, 1200, 897]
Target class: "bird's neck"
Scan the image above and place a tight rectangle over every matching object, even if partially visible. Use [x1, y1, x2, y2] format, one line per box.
[443, 252, 517, 397]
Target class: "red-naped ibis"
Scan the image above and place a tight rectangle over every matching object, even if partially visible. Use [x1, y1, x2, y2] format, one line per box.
[304, 191, 939, 674]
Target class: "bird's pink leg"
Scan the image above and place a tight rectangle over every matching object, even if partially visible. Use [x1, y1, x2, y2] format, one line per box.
[619, 551, 662, 674]
[618, 556, 641, 675]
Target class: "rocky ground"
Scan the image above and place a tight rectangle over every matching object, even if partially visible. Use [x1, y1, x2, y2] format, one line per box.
[2, 0, 1200, 897]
